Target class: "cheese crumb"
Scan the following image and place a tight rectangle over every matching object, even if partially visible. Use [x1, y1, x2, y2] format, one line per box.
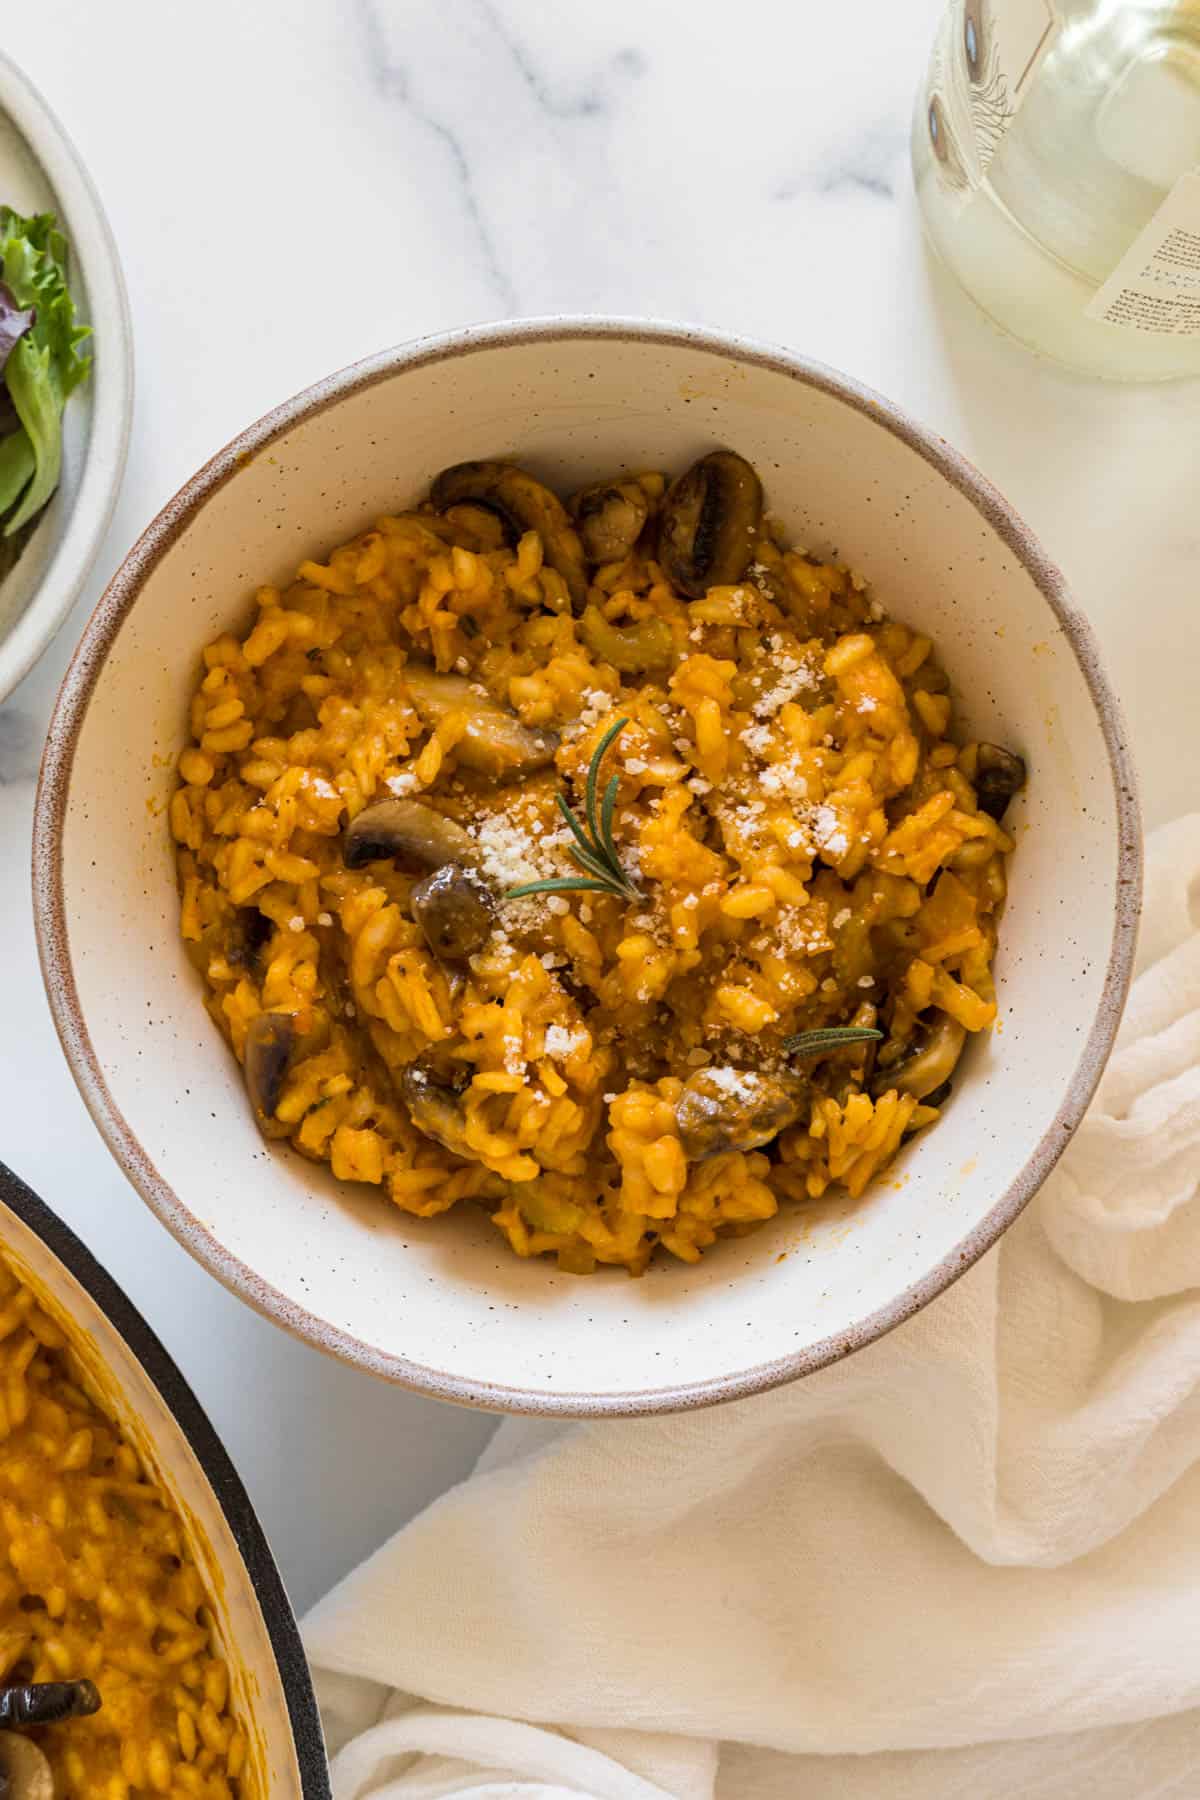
[810, 805, 848, 858]
[287, 915, 305, 933]
[544, 1024, 585, 1060]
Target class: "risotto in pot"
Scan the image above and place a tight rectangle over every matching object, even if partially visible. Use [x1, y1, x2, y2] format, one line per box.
[0, 1251, 256, 1797]
[171, 451, 1025, 1275]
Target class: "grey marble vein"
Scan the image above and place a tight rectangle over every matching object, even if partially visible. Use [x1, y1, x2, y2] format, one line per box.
[353, 0, 650, 317]
[475, 1, 645, 120]
[775, 121, 908, 204]
[356, 0, 519, 313]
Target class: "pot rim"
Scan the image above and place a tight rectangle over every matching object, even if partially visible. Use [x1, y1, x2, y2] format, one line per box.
[0, 1157, 330, 1792]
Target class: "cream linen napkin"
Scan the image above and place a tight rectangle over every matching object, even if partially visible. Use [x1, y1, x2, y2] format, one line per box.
[304, 816, 1200, 1799]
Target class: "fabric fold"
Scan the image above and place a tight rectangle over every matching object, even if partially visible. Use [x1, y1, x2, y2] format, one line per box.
[306, 817, 1200, 1799]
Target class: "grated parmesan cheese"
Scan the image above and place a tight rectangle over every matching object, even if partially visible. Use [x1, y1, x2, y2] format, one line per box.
[810, 805, 848, 858]
[544, 1024, 585, 1060]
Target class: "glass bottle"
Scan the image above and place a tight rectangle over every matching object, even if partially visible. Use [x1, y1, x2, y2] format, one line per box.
[913, 0, 1200, 379]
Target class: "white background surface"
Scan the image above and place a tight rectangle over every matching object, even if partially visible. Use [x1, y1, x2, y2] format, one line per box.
[0, 0, 1192, 1614]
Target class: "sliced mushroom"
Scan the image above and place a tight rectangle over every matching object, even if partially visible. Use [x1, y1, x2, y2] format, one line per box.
[402, 663, 560, 780]
[243, 1013, 297, 1125]
[568, 481, 649, 564]
[0, 1680, 101, 1731]
[0, 1737, 52, 1800]
[579, 605, 674, 674]
[430, 461, 589, 611]
[973, 743, 1026, 821]
[398, 1060, 474, 1161]
[228, 906, 272, 970]
[676, 1066, 806, 1161]
[411, 863, 496, 960]
[658, 451, 763, 599]
[344, 797, 482, 873]
[871, 1013, 966, 1102]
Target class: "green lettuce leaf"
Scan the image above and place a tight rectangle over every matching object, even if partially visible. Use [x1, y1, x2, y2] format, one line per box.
[0, 208, 92, 535]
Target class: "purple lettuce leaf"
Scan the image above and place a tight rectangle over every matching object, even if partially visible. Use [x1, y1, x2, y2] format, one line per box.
[0, 281, 34, 435]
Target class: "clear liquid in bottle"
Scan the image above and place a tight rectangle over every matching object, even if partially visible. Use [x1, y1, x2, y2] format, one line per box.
[913, 0, 1200, 379]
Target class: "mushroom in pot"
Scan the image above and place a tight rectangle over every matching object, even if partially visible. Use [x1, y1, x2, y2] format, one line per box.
[430, 461, 589, 611]
[872, 1013, 966, 1103]
[0, 1680, 101, 1733]
[411, 864, 496, 961]
[568, 480, 649, 564]
[0, 1738, 51, 1800]
[657, 450, 763, 599]
[973, 743, 1026, 821]
[0, 1678, 102, 1799]
[344, 797, 482, 873]
[676, 1066, 806, 1161]
[401, 663, 560, 780]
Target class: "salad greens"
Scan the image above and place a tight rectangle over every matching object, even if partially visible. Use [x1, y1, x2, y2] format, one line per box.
[0, 207, 91, 544]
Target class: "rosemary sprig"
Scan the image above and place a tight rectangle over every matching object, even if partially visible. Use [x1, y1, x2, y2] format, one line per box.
[782, 1026, 883, 1059]
[507, 717, 642, 904]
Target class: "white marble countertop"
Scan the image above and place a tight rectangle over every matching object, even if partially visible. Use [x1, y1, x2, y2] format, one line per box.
[0, 0, 1193, 1616]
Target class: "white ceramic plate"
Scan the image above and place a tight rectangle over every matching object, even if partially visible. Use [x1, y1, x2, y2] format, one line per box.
[35, 320, 1141, 1416]
[0, 51, 132, 701]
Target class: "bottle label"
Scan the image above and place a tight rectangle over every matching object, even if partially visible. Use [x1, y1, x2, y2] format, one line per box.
[1085, 171, 1200, 334]
[923, 0, 1058, 204]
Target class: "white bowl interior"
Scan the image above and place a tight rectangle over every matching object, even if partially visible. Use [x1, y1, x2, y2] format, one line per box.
[47, 329, 1133, 1408]
[0, 1197, 313, 1793]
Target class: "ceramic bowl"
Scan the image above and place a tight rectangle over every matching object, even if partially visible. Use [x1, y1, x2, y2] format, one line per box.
[0, 51, 133, 701]
[0, 1158, 329, 1794]
[34, 320, 1141, 1416]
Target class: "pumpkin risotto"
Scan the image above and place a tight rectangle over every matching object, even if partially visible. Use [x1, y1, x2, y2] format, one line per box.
[172, 451, 1025, 1275]
[0, 1251, 255, 1797]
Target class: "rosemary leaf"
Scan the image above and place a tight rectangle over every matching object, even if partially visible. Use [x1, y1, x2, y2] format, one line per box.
[783, 1026, 883, 1059]
[505, 714, 639, 906]
[587, 716, 628, 835]
[599, 769, 619, 859]
[555, 791, 596, 860]
[507, 875, 627, 899]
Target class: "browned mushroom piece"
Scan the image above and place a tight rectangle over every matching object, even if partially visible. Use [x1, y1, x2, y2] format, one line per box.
[243, 1013, 297, 1126]
[657, 451, 763, 599]
[578, 605, 674, 674]
[568, 480, 650, 564]
[0, 1737, 52, 1800]
[344, 796, 482, 873]
[871, 1013, 966, 1102]
[401, 663, 560, 780]
[973, 743, 1026, 821]
[430, 461, 589, 611]
[0, 1680, 101, 1732]
[675, 1066, 806, 1161]
[398, 1061, 474, 1160]
[411, 864, 496, 961]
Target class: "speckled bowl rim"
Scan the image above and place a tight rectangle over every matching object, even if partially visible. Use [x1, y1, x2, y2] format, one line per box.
[0, 49, 134, 701]
[33, 316, 1143, 1418]
[0, 1158, 330, 1792]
